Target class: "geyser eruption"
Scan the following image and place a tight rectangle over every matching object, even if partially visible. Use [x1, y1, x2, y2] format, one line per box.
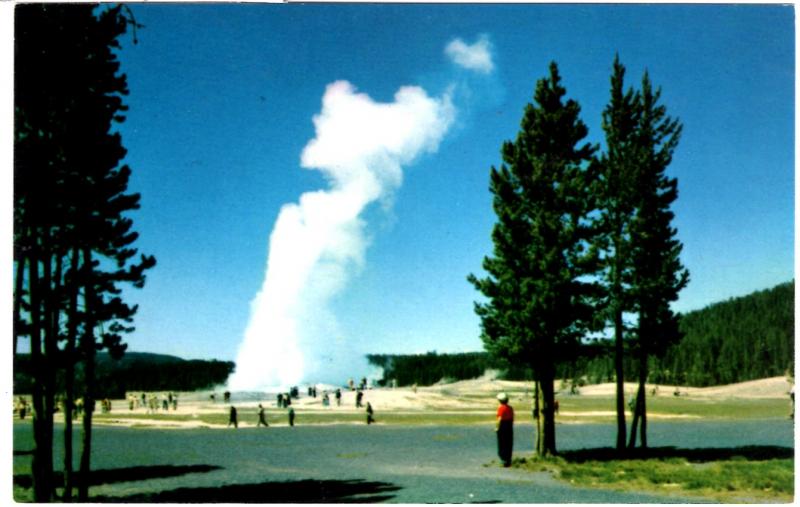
[229, 81, 454, 390]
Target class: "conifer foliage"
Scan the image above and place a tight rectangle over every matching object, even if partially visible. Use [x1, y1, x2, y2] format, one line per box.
[623, 69, 688, 450]
[468, 63, 600, 456]
[470, 58, 690, 456]
[15, 4, 154, 501]
[596, 56, 642, 451]
[596, 57, 688, 451]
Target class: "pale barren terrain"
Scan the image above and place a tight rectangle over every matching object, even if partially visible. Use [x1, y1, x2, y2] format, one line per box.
[62, 376, 793, 429]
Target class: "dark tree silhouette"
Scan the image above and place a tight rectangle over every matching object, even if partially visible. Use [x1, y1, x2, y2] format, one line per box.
[14, 4, 153, 501]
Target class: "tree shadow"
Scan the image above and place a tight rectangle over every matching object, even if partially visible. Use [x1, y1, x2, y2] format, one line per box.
[559, 445, 793, 463]
[14, 464, 221, 489]
[91, 478, 402, 503]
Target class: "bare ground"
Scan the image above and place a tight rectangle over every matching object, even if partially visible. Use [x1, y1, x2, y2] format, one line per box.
[51, 376, 792, 429]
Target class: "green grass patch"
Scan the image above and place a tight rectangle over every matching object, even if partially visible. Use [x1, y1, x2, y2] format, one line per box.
[432, 433, 464, 442]
[336, 452, 368, 459]
[554, 396, 789, 422]
[514, 450, 794, 502]
[93, 413, 196, 422]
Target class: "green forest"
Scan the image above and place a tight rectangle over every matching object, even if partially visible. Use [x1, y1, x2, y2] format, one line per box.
[660, 280, 794, 386]
[14, 352, 235, 398]
[368, 280, 794, 388]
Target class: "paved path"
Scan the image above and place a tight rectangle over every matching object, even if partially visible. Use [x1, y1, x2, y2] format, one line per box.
[13, 419, 793, 502]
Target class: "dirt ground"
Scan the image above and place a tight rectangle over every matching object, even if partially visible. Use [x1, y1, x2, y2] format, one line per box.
[46, 375, 791, 430]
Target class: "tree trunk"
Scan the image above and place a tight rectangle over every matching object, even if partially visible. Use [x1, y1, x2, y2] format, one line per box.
[13, 251, 25, 357]
[627, 383, 641, 449]
[612, 228, 627, 453]
[628, 321, 651, 450]
[533, 381, 542, 455]
[638, 342, 649, 449]
[640, 385, 648, 448]
[77, 247, 95, 502]
[28, 237, 54, 502]
[540, 375, 557, 456]
[613, 301, 626, 451]
[534, 364, 556, 456]
[63, 366, 75, 502]
[63, 247, 80, 502]
[42, 238, 59, 497]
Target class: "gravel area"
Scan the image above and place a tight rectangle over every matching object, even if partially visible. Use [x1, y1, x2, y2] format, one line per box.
[13, 418, 793, 503]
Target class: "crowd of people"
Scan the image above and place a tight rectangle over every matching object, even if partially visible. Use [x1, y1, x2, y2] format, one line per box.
[221, 379, 380, 429]
[118, 392, 180, 413]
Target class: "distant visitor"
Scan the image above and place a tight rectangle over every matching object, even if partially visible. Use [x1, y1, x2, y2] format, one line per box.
[228, 405, 238, 428]
[258, 403, 269, 427]
[366, 402, 375, 425]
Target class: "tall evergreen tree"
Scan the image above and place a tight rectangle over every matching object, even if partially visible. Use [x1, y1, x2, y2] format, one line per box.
[14, 4, 153, 501]
[469, 62, 599, 456]
[597, 55, 641, 451]
[597, 57, 687, 452]
[626, 72, 688, 449]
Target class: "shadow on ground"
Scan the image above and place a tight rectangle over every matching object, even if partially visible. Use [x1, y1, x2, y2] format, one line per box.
[559, 445, 793, 463]
[91, 478, 402, 503]
[14, 464, 221, 489]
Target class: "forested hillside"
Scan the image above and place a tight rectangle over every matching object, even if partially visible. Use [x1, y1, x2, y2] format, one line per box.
[367, 352, 494, 386]
[14, 352, 235, 398]
[369, 281, 794, 387]
[658, 280, 794, 386]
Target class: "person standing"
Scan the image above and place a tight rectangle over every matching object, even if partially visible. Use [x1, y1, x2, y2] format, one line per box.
[228, 405, 238, 428]
[335, 389, 342, 406]
[495, 392, 514, 467]
[257, 404, 269, 427]
[288, 407, 295, 427]
[366, 402, 375, 425]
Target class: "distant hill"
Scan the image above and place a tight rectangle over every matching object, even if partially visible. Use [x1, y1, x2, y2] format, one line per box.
[368, 281, 795, 388]
[102, 351, 187, 366]
[14, 351, 235, 397]
[367, 352, 495, 387]
[658, 280, 794, 386]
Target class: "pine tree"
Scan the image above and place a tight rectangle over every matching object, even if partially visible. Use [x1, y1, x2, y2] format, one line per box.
[597, 57, 687, 451]
[625, 71, 688, 449]
[469, 62, 599, 456]
[14, 4, 153, 501]
[597, 55, 641, 451]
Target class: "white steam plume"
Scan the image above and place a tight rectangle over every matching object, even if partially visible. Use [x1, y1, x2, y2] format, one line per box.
[228, 81, 454, 390]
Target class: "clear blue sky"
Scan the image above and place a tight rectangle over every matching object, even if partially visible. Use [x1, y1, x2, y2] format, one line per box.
[107, 4, 793, 373]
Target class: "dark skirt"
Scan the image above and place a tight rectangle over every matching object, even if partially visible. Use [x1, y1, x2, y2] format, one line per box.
[497, 420, 513, 464]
